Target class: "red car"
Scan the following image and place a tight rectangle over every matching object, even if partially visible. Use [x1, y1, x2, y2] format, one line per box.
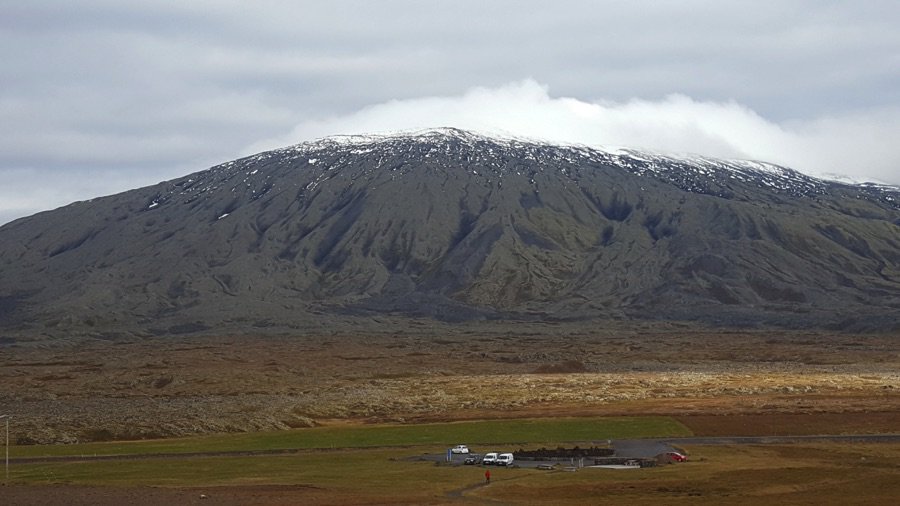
[666, 452, 687, 462]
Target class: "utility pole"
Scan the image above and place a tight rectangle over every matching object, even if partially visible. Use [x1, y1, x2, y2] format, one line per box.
[0, 415, 8, 485]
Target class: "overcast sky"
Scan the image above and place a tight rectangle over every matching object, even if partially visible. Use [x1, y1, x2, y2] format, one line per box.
[2, 1, 899, 225]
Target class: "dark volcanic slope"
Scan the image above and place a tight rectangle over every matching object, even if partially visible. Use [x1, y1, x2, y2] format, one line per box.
[2, 128, 899, 337]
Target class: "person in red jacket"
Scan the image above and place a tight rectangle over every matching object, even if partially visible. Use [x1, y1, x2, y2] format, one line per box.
[485, 469, 491, 483]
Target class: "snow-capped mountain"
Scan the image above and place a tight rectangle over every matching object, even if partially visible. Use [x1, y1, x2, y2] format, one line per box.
[1, 128, 899, 338]
[148, 127, 899, 211]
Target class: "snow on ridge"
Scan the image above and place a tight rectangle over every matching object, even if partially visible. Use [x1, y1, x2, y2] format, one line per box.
[289, 127, 624, 156]
[287, 128, 803, 176]
[262, 128, 900, 198]
[220, 128, 892, 195]
[179, 129, 896, 211]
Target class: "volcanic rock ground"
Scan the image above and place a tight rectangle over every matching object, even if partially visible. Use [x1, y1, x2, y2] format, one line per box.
[2, 326, 897, 444]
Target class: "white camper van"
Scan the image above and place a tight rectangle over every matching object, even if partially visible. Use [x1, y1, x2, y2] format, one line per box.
[482, 452, 499, 465]
[497, 453, 514, 466]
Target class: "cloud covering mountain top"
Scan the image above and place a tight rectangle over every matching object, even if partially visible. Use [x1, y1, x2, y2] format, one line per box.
[1, 1, 899, 225]
[256, 80, 900, 186]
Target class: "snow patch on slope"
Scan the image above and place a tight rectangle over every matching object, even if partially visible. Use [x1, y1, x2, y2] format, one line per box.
[142, 128, 900, 215]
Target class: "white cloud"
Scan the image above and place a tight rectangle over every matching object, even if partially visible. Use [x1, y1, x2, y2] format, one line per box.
[253, 79, 900, 185]
[3, 3, 899, 226]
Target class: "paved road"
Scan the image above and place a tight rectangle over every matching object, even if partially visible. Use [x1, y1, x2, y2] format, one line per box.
[643, 434, 900, 445]
[600, 434, 900, 461]
[10, 434, 900, 465]
[431, 440, 676, 468]
[608, 434, 900, 458]
[424, 434, 900, 467]
[610, 439, 676, 459]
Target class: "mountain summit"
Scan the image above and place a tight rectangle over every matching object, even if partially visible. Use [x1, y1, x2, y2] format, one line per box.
[2, 128, 899, 337]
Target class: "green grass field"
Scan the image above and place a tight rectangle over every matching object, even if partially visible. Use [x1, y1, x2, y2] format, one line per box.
[7, 418, 900, 505]
[11, 443, 900, 505]
[6, 415, 692, 502]
[12, 416, 691, 459]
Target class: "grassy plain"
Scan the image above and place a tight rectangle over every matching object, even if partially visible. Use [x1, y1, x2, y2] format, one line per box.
[11, 416, 689, 458]
[7, 441, 900, 505]
[475, 443, 900, 505]
[2, 327, 899, 503]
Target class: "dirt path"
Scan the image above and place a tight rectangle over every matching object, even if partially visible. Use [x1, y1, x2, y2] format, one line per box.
[8, 447, 304, 464]
[445, 481, 491, 500]
[0, 484, 328, 506]
[446, 473, 537, 502]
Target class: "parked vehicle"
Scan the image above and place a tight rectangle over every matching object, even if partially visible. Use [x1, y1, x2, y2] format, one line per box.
[666, 451, 687, 462]
[482, 452, 499, 465]
[451, 444, 470, 454]
[464, 454, 481, 465]
[496, 453, 515, 466]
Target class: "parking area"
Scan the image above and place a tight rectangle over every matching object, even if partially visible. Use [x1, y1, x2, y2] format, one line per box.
[417, 439, 684, 469]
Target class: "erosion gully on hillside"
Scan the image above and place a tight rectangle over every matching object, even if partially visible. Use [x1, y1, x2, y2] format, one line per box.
[1, 129, 899, 338]
[2, 326, 897, 444]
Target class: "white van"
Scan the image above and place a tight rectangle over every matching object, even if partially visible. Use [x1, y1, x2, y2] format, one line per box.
[497, 453, 514, 466]
[482, 452, 499, 465]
